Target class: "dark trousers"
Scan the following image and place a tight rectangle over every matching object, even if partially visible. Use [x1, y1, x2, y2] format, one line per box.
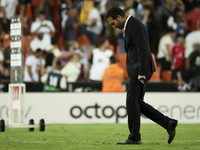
[0, 18, 11, 33]
[126, 74, 170, 141]
[157, 57, 171, 77]
[81, 25, 87, 35]
[181, 69, 198, 83]
[86, 31, 98, 46]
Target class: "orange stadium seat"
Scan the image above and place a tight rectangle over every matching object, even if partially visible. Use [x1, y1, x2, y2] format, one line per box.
[25, 4, 32, 18]
[118, 53, 129, 81]
[162, 70, 172, 82]
[150, 71, 160, 81]
[50, 0, 57, 7]
[149, 53, 160, 81]
[3, 35, 10, 49]
[77, 35, 90, 45]
[31, 0, 41, 7]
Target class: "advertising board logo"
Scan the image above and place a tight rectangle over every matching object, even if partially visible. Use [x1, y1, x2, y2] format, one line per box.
[70, 103, 127, 123]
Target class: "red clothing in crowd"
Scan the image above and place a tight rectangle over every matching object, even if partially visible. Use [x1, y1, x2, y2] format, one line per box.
[186, 9, 200, 32]
[171, 45, 185, 69]
[76, 64, 84, 81]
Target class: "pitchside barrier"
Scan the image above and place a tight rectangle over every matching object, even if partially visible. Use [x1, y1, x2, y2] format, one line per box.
[0, 93, 200, 124]
[0, 82, 179, 92]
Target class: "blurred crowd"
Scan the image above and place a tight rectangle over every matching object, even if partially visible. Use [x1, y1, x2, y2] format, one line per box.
[0, 0, 200, 92]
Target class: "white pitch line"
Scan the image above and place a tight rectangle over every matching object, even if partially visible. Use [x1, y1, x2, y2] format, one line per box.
[15, 141, 65, 143]
[16, 141, 49, 143]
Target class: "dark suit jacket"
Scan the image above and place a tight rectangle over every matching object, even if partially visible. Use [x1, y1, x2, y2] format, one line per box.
[124, 16, 155, 78]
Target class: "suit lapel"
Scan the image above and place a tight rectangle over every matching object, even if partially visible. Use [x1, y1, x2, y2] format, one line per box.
[124, 30, 127, 52]
[124, 17, 132, 53]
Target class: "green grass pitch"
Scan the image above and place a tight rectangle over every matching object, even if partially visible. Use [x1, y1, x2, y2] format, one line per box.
[0, 124, 200, 150]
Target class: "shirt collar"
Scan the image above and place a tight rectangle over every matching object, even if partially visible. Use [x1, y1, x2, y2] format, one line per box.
[124, 15, 131, 32]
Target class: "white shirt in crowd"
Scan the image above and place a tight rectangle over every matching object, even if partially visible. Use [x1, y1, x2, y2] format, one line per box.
[23, 55, 40, 82]
[157, 34, 174, 59]
[61, 61, 81, 82]
[0, 0, 18, 19]
[89, 48, 113, 81]
[41, 70, 67, 89]
[100, 0, 108, 15]
[167, 16, 177, 30]
[87, 8, 103, 35]
[185, 30, 200, 58]
[30, 19, 55, 48]
[61, 3, 68, 29]
[30, 38, 45, 52]
[0, 51, 4, 61]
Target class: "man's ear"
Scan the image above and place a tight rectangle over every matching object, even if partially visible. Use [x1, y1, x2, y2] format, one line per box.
[117, 15, 122, 20]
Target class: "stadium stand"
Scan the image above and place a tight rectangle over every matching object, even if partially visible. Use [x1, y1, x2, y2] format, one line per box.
[0, 0, 200, 92]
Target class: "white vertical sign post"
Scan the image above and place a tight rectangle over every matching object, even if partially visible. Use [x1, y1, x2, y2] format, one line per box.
[9, 16, 25, 127]
[0, 16, 45, 132]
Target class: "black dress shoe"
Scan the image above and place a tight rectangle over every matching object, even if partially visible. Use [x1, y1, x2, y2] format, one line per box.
[117, 139, 142, 145]
[167, 119, 178, 144]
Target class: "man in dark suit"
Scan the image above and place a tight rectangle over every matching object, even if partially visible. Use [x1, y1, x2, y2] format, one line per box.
[106, 7, 178, 145]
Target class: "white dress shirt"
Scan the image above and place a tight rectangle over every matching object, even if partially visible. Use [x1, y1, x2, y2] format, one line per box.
[123, 15, 131, 37]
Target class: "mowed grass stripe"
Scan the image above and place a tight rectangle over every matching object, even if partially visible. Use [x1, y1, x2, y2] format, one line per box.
[0, 124, 200, 150]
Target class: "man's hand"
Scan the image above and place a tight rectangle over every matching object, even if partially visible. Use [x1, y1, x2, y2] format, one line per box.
[90, 18, 97, 28]
[46, 24, 51, 29]
[40, 23, 43, 28]
[171, 64, 177, 70]
[141, 9, 150, 17]
[138, 75, 146, 84]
